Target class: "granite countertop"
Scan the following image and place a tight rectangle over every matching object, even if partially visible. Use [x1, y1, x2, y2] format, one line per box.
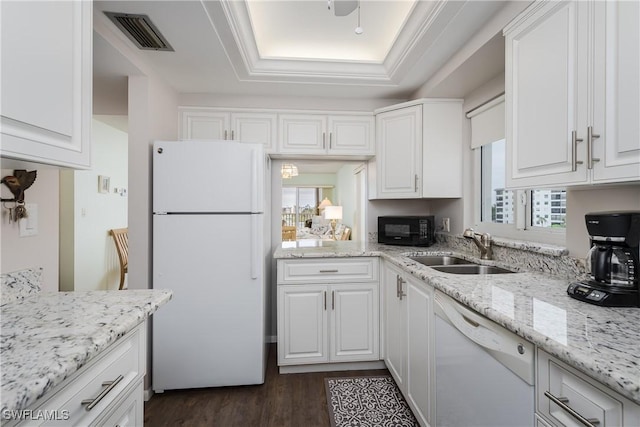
[0, 289, 173, 414]
[274, 240, 640, 405]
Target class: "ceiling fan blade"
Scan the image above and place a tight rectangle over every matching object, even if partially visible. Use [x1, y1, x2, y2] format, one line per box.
[334, 0, 358, 16]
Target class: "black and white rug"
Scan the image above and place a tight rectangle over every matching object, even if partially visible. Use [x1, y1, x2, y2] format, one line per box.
[325, 376, 419, 427]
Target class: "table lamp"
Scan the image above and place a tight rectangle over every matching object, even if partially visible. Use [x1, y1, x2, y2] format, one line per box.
[324, 206, 343, 240]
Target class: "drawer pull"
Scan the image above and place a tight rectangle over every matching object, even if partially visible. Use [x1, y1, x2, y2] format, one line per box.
[319, 269, 339, 273]
[544, 391, 600, 427]
[81, 375, 124, 411]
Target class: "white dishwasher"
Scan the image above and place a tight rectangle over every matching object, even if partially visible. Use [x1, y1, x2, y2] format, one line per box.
[435, 291, 535, 427]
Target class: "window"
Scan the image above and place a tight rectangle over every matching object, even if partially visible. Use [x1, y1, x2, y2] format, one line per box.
[475, 140, 566, 243]
[281, 187, 323, 227]
[480, 139, 514, 225]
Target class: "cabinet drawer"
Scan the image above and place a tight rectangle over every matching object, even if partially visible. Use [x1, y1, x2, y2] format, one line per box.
[20, 326, 144, 426]
[537, 349, 639, 427]
[278, 258, 378, 283]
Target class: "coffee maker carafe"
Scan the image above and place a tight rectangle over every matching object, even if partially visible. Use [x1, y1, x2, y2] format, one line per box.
[568, 211, 640, 307]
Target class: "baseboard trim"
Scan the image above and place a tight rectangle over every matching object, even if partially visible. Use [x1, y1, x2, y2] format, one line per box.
[144, 388, 154, 401]
[279, 360, 386, 374]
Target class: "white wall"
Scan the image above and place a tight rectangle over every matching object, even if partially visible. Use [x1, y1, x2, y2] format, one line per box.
[127, 75, 179, 291]
[1, 169, 59, 291]
[335, 163, 360, 233]
[179, 93, 404, 112]
[566, 185, 640, 258]
[59, 118, 128, 291]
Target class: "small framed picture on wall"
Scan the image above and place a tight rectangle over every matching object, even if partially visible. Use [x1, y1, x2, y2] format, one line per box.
[98, 175, 111, 194]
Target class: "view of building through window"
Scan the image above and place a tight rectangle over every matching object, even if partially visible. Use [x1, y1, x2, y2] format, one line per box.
[482, 139, 566, 229]
[281, 187, 321, 227]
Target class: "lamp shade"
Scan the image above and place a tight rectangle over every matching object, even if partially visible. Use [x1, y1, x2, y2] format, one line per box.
[324, 205, 343, 220]
[318, 197, 333, 209]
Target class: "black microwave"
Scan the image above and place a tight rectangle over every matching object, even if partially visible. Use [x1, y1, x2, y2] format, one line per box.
[378, 216, 435, 246]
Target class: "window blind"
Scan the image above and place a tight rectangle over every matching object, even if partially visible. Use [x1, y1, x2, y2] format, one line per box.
[466, 94, 505, 149]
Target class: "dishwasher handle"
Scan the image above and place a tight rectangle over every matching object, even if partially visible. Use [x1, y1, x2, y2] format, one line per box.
[434, 291, 535, 385]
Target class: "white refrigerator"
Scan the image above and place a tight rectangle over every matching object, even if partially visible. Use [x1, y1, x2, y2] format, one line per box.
[152, 140, 269, 392]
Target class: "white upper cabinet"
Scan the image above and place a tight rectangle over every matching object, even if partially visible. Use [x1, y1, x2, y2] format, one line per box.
[327, 115, 375, 156]
[372, 99, 462, 199]
[278, 113, 374, 157]
[591, 0, 640, 182]
[504, 0, 640, 188]
[375, 105, 423, 199]
[180, 108, 277, 153]
[278, 114, 328, 155]
[1, 1, 92, 168]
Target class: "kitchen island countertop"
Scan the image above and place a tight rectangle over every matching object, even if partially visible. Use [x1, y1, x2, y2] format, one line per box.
[275, 240, 640, 404]
[1, 289, 172, 414]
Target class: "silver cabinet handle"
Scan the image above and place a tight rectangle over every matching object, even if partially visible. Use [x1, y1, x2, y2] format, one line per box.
[319, 269, 338, 273]
[396, 275, 400, 298]
[571, 130, 584, 172]
[224, 130, 228, 140]
[324, 291, 327, 310]
[544, 391, 600, 427]
[587, 126, 600, 169]
[398, 277, 407, 300]
[323, 132, 326, 149]
[81, 375, 124, 411]
[332, 290, 335, 310]
[329, 132, 333, 149]
[414, 174, 418, 192]
[231, 130, 235, 140]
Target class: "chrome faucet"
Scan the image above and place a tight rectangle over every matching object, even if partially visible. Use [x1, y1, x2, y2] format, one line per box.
[463, 228, 493, 260]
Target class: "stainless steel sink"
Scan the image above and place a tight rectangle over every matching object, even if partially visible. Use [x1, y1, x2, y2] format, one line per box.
[409, 256, 470, 266]
[431, 265, 515, 275]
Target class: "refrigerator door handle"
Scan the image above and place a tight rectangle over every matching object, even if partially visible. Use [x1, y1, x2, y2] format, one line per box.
[251, 149, 259, 213]
[251, 214, 259, 279]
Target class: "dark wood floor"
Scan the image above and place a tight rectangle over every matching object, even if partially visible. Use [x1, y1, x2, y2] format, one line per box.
[144, 344, 388, 427]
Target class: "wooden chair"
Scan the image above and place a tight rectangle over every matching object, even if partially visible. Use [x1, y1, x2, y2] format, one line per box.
[282, 225, 297, 241]
[341, 227, 351, 240]
[109, 228, 128, 290]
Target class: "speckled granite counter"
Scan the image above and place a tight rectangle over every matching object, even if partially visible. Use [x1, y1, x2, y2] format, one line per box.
[274, 240, 640, 404]
[0, 289, 173, 414]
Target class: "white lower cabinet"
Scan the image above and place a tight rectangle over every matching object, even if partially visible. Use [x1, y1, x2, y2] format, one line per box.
[277, 258, 379, 368]
[12, 324, 146, 427]
[95, 381, 143, 427]
[383, 261, 434, 427]
[537, 349, 640, 427]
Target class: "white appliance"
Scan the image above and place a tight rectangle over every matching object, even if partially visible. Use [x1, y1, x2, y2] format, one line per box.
[152, 140, 269, 392]
[434, 291, 535, 427]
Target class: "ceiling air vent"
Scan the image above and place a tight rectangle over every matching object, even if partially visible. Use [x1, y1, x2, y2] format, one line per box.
[104, 12, 174, 51]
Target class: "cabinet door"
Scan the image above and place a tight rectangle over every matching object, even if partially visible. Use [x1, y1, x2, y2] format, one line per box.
[422, 101, 463, 198]
[327, 115, 375, 156]
[277, 285, 328, 365]
[95, 381, 144, 427]
[181, 110, 230, 140]
[376, 106, 422, 198]
[231, 112, 277, 152]
[505, 1, 589, 188]
[406, 277, 434, 427]
[1, 1, 92, 168]
[278, 114, 327, 154]
[591, 1, 640, 182]
[383, 263, 406, 390]
[329, 284, 379, 362]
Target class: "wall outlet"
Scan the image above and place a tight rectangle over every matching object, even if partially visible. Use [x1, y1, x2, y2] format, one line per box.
[442, 217, 450, 232]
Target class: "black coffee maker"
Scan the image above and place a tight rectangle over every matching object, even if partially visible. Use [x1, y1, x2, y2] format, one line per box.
[567, 211, 640, 307]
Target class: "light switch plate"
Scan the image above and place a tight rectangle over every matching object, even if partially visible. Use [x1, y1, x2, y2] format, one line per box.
[19, 203, 38, 237]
